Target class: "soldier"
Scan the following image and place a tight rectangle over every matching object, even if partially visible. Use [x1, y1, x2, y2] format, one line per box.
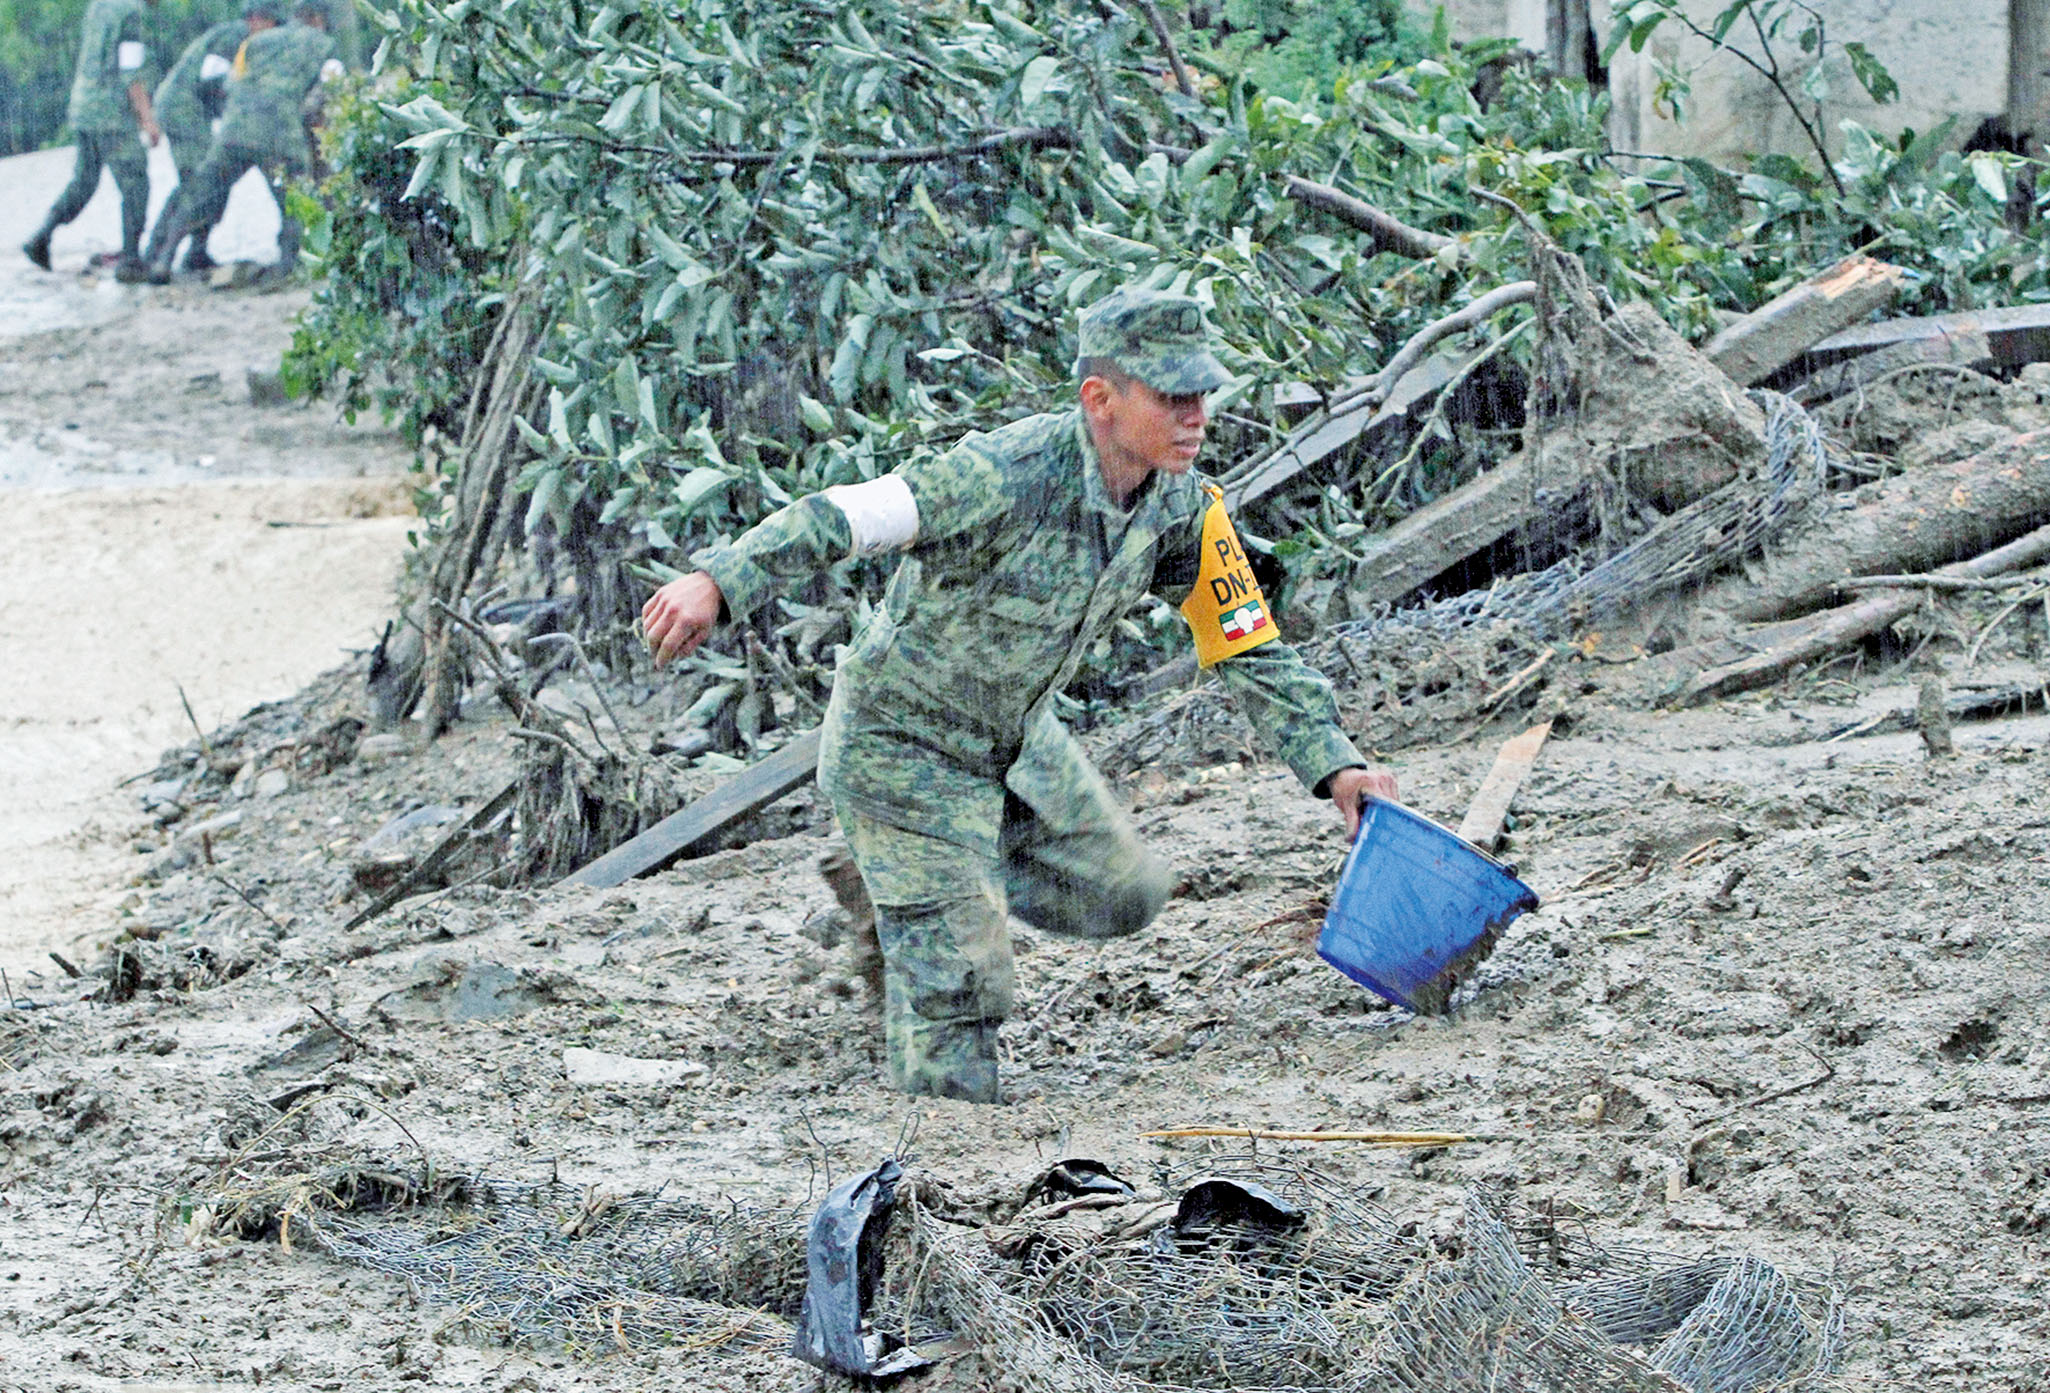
[143, 0, 286, 275]
[143, 0, 344, 285]
[641, 286, 1400, 1103]
[22, 0, 163, 281]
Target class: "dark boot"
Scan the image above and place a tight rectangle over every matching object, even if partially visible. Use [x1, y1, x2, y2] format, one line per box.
[113, 257, 152, 284]
[22, 230, 51, 271]
[819, 846, 884, 1004]
[181, 244, 217, 273]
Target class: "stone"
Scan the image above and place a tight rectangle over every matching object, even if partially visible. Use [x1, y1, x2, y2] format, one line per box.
[254, 769, 292, 799]
[355, 733, 409, 763]
[563, 1048, 708, 1088]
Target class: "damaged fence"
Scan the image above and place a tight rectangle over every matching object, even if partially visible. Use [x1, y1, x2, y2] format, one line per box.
[258, 1152, 1846, 1392]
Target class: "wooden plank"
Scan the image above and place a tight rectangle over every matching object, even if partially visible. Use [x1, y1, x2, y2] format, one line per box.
[559, 728, 823, 888]
[1226, 346, 1488, 512]
[1344, 445, 1577, 607]
[1794, 302, 2050, 370]
[1456, 721, 1553, 851]
[1701, 255, 1905, 386]
[1789, 327, 1994, 405]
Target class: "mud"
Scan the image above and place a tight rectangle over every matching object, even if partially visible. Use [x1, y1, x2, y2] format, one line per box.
[1, 641, 2046, 1389]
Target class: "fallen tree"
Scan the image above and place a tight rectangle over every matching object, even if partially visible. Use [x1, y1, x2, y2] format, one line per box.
[1689, 429, 2050, 629]
[1649, 515, 2050, 704]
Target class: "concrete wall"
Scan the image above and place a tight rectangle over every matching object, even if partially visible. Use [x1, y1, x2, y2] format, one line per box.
[1431, 0, 2011, 164]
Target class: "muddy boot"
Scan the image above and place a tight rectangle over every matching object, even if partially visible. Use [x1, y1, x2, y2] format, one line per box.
[818, 845, 883, 1004]
[21, 229, 51, 271]
[181, 244, 217, 274]
[113, 257, 151, 284]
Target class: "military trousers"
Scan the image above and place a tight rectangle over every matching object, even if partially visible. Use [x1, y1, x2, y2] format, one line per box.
[149, 142, 299, 275]
[142, 129, 221, 267]
[833, 782, 1172, 1105]
[40, 129, 149, 260]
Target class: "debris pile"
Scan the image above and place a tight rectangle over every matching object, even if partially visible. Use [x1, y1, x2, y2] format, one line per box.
[218, 1149, 1845, 1393]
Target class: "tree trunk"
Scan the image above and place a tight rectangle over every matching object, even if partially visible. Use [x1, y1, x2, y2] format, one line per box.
[1694, 430, 2050, 628]
[2013, 0, 2050, 155]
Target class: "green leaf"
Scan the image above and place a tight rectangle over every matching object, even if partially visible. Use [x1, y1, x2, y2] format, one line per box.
[1968, 152, 2007, 206]
[799, 395, 835, 433]
[1020, 55, 1061, 109]
[673, 465, 733, 516]
[828, 313, 875, 403]
[1843, 42, 1899, 104]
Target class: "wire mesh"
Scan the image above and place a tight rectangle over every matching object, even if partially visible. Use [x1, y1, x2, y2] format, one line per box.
[259, 1155, 1845, 1392]
[299, 1177, 807, 1356]
[1313, 389, 1828, 661]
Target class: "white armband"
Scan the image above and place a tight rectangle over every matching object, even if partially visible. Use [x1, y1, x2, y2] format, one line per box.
[200, 54, 231, 80]
[117, 41, 147, 72]
[320, 58, 346, 83]
[823, 476, 919, 557]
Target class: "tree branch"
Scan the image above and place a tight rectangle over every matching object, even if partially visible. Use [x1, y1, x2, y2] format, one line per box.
[1134, 0, 1196, 99]
[1284, 175, 1453, 258]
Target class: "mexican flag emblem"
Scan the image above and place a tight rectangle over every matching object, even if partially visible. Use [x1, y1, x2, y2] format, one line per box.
[1220, 601, 1268, 640]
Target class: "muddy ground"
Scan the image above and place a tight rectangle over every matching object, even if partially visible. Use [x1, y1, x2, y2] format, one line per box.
[2, 149, 2048, 1393]
[2, 625, 2046, 1391]
[0, 143, 415, 975]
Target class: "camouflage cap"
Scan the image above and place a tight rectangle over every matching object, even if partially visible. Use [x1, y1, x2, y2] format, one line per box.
[291, 0, 331, 21]
[242, 0, 285, 19]
[1075, 286, 1231, 395]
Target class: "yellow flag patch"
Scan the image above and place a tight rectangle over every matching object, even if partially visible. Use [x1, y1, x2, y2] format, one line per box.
[1180, 486, 1281, 668]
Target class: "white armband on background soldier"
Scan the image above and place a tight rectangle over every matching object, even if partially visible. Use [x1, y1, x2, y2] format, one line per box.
[200, 54, 232, 80]
[117, 41, 147, 72]
[823, 476, 919, 557]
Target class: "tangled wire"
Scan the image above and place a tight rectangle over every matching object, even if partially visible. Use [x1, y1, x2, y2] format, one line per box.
[241, 1151, 1846, 1392]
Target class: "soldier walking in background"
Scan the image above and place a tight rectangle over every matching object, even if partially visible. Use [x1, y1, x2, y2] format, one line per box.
[143, 0, 286, 276]
[641, 287, 1398, 1103]
[21, 0, 163, 281]
[144, 0, 344, 285]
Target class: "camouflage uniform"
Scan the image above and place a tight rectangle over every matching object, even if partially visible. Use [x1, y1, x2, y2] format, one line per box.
[26, 0, 158, 269]
[142, 16, 254, 269]
[690, 290, 1366, 1102]
[144, 8, 338, 281]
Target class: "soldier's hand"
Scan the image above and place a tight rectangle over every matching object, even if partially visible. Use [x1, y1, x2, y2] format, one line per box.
[1328, 766, 1399, 842]
[641, 571, 725, 669]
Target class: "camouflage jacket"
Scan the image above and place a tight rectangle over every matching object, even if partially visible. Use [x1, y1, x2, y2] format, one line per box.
[67, 0, 154, 135]
[693, 409, 1366, 848]
[217, 22, 336, 161]
[154, 20, 245, 141]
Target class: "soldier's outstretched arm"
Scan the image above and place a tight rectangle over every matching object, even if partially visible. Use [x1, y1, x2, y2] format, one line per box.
[640, 434, 1009, 669]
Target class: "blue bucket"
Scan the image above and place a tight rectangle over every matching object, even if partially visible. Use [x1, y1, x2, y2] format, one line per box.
[1317, 798, 1539, 1015]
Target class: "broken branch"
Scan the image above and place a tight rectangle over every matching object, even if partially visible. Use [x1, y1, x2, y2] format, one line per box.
[1283, 175, 1452, 258]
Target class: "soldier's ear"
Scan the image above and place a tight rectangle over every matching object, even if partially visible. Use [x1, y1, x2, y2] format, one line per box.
[1078, 374, 1115, 417]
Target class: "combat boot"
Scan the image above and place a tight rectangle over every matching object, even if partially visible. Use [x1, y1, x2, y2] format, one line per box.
[21, 230, 51, 271]
[181, 245, 217, 274]
[818, 846, 883, 1004]
[113, 258, 152, 284]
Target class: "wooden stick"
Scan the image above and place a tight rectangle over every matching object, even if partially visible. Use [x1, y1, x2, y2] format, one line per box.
[1140, 1127, 1494, 1146]
[1134, 0, 1195, 98]
[1836, 574, 2040, 592]
[1456, 720, 1553, 850]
